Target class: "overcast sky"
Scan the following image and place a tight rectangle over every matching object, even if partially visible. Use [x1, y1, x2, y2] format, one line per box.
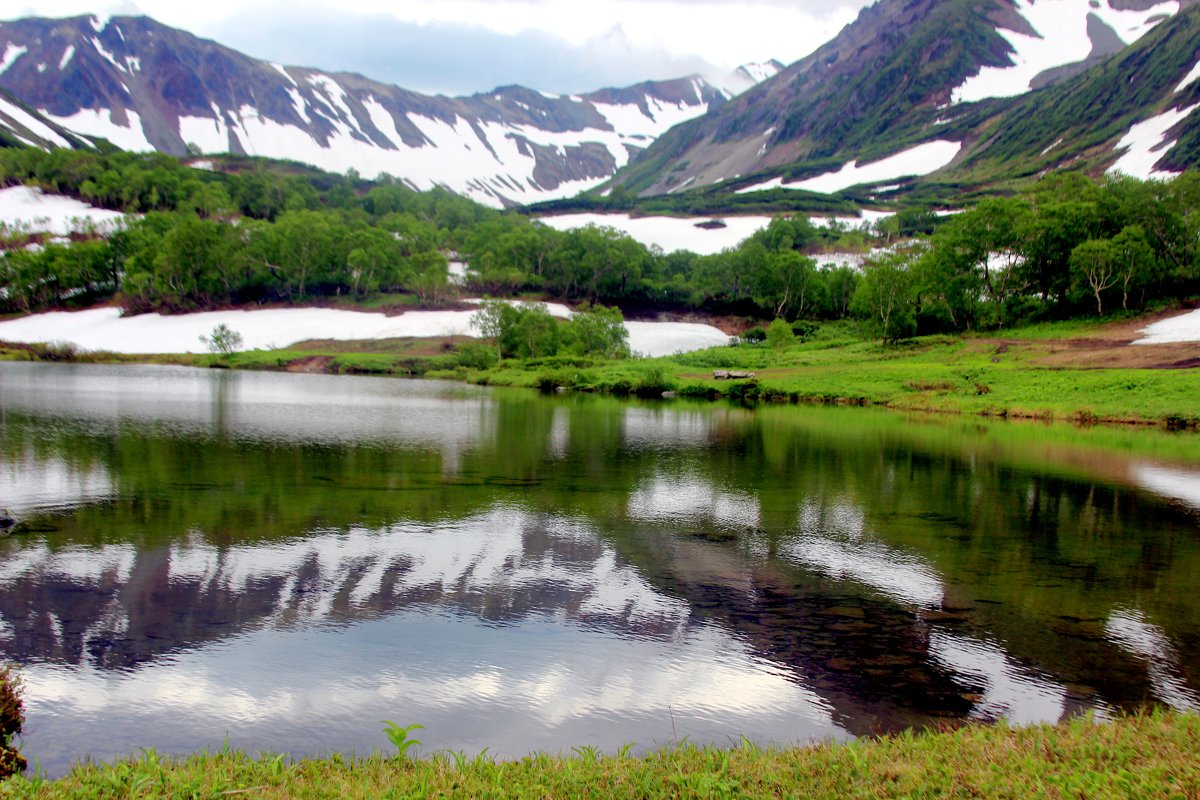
[10, 0, 875, 95]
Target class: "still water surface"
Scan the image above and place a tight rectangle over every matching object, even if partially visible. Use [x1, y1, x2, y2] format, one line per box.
[0, 363, 1197, 774]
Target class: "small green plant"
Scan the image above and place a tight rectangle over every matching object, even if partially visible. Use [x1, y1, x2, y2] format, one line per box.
[199, 323, 244, 359]
[381, 721, 424, 759]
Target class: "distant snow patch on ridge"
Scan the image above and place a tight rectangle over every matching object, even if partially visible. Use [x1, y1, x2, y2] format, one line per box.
[952, 0, 1178, 104]
[183, 85, 711, 208]
[1176, 59, 1200, 93]
[0, 96, 71, 148]
[593, 94, 708, 140]
[738, 140, 961, 195]
[0, 43, 27, 75]
[1108, 104, 1200, 181]
[58, 45, 76, 71]
[44, 108, 154, 152]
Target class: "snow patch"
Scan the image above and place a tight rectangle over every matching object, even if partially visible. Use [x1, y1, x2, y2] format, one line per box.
[0, 97, 72, 148]
[1132, 307, 1200, 344]
[58, 45, 75, 70]
[90, 36, 125, 73]
[536, 213, 777, 256]
[0, 305, 729, 359]
[179, 115, 231, 154]
[44, 107, 154, 152]
[741, 141, 961, 196]
[1108, 104, 1200, 181]
[0, 186, 126, 236]
[1176, 59, 1200, 94]
[953, 0, 1179, 104]
[0, 43, 27, 75]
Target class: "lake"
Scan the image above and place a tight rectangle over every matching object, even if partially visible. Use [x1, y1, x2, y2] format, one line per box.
[1, 362, 1197, 775]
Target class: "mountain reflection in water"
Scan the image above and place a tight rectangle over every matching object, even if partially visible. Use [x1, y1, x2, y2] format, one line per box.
[0, 362, 1197, 774]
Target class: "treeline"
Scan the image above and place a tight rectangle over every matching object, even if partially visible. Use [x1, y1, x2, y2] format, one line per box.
[2, 148, 1198, 333]
[851, 173, 1200, 340]
[0, 148, 869, 317]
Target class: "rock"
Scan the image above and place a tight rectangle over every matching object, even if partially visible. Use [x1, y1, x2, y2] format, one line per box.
[0, 508, 16, 531]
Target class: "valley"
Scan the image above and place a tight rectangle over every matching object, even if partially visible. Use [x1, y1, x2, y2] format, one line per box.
[0, 0, 1198, 794]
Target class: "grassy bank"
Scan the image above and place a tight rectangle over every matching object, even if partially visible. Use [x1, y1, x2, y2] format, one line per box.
[2, 712, 1197, 799]
[464, 320, 1200, 428]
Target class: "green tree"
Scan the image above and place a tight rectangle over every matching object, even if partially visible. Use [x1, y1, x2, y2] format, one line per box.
[766, 317, 795, 348]
[568, 303, 630, 359]
[852, 252, 918, 342]
[200, 323, 244, 359]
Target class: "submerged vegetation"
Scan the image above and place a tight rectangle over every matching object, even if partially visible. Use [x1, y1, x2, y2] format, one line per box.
[1, 712, 1196, 799]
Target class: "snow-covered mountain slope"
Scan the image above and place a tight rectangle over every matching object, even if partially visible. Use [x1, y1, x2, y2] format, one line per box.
[952, 0, 1181, 103]
[611, 0, 1193, 198]
[0, 15, 733, 208]
[0, 86, 88, 150]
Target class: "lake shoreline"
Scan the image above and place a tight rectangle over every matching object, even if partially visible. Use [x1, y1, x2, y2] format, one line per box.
[2, 330, 1198, 432]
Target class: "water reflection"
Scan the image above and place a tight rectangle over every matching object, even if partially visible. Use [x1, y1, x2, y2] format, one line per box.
[1, 362, 1198, 774]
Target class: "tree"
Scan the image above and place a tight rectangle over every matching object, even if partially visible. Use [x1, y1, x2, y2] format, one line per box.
[852, 252, 918, 342]
[200, 323, 244, 358]
[470, 299, 512, 360]
[568, 302, 630, 359]
[766, 317, 795, 348]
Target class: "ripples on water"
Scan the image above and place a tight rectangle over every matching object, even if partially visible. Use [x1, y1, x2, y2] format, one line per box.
[0, 362, 1197, 774]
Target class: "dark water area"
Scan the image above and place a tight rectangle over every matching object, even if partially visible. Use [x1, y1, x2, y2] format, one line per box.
[0, 362, 1197, 775]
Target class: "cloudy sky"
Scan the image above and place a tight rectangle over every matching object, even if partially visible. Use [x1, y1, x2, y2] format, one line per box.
[10, 0, 875, 95]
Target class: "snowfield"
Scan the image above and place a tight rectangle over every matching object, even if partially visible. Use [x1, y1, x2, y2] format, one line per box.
[537, 214, 777, 255]
[0, 186, 126, 235]
[538, 210, 902, 256]
[0, 305, 731, 359]
[1132, 308, 1200, 344]
[736, 141, 962, 195]
[952, 0, 1179, 104]
[1108, 104, 1200, 181]
[0, 95, 73, 148]
[31, 68, 714, 209]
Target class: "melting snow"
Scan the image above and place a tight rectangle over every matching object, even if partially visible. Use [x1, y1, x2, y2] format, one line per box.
[740, 141, 961, 196]
[1108, 104, 1200, 180]
[0, 305, 729, 359]
[1176, 59, 1200, 93]
[952, 0, 1178, 103]
[0, 186, 126, 235]
[0, 43, 27, 75]
[44, 107, 155, 152]
[1132, 307, 1200, 344]
[58, 45, 75, 70]
[90, 36, 125, 73]
[179, 115, 231, 154]
[536, 213, 776, 256]
[0, 97, 72, 148]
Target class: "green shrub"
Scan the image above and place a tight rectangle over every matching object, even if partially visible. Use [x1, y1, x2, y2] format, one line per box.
[0, 664, 25, 778]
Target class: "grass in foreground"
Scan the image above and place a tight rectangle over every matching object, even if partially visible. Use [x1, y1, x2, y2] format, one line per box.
[3, 712, 1197, 799]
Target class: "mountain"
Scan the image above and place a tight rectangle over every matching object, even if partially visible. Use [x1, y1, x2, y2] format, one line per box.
[0, 15, 760, 208]
[611, 0, 1192, 198]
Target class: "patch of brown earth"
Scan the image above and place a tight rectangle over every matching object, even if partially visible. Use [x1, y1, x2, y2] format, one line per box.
[286, 356, 333, 373]
[1032, 342, 1199, 370]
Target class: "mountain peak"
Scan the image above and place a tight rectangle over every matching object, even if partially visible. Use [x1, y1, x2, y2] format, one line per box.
[0, 14, 728, 208]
